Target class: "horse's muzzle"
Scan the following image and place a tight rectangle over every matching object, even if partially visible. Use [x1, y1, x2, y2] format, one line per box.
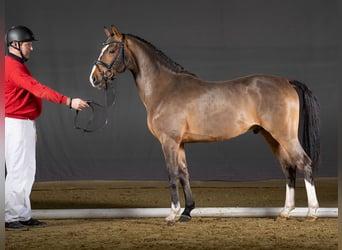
[90, 68, 109, 89]
[92, 79, 107, 90]
[90, 63, 117, 89]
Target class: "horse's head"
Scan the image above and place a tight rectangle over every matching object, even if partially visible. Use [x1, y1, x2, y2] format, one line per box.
[90, 25, 126, 89]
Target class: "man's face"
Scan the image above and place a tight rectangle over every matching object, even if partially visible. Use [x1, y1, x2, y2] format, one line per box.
[11, 41, 33, 59]
[20, 41, 33, 59]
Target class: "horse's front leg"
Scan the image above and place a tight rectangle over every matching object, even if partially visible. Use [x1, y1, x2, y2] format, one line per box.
[161, 140, 182, 226]
[178, 144, 195, 222]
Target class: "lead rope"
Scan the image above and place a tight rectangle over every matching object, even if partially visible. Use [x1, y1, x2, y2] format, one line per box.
[74, 83, 116, 132]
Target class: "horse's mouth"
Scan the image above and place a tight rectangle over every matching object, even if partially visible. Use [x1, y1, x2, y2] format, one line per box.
[90, 71, 112, 90]
[96, 82, 107, 90]
[92, 80, 109, 90]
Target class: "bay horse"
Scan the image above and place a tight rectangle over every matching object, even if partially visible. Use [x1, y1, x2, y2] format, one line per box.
[89, 26, 320, 226]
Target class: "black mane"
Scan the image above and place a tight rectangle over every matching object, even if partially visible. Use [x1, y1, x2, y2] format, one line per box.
[127, 34, 196, 77]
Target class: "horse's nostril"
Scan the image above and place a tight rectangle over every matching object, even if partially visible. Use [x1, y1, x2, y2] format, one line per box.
[92, 76, 97, 83]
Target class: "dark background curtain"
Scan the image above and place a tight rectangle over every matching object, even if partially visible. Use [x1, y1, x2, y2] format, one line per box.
[5, 0, 339, 181]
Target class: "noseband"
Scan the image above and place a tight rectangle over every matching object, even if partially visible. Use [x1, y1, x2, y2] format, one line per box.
[94, 34, 126, 83]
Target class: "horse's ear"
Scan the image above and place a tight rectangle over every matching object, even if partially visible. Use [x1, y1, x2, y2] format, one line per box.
[111, 25, 123, 41]
[104, 26, 111, 37]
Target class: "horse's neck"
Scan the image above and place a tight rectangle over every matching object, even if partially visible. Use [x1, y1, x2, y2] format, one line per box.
[128, 38, 171, 107]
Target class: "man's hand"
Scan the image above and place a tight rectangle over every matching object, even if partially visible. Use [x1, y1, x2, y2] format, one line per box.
[70, 98, 89, 111]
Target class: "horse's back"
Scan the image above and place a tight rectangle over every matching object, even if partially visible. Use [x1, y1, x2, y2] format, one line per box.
[226, 74, 293, 91]
[175, 74, 297, 100]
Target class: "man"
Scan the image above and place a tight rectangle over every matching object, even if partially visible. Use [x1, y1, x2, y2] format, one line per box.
[5, 25, 89, 230]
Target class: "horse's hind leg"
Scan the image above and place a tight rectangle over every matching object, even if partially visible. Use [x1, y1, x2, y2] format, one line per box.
[278, 166, 297, 220]
[259, 129, 297, 219]
[280, 140, 319, 220]
[303, 164, 319, 220]
[178, 144, 195, 222]
[261, 129, 319, 220]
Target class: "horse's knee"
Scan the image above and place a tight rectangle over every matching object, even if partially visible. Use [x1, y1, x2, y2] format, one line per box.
[169, 181, 177, 190]
[168, 175, 179, 192]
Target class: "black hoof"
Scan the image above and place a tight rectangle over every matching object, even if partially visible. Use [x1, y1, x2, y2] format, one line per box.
[179, 214, 192, 222]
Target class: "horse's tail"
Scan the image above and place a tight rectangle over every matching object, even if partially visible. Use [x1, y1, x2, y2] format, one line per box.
[290, 80, 320, 174]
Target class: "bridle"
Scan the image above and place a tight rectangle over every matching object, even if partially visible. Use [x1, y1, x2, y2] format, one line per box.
[93, 34, 126, 85]
[74, 35, 126, 133]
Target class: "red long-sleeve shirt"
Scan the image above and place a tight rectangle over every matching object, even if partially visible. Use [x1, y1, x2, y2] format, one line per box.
[5, 54, 68, 120]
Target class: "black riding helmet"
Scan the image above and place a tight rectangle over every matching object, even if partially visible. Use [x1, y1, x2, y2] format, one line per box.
[5, 25, 38, 46]
[5, 25, 38, 61]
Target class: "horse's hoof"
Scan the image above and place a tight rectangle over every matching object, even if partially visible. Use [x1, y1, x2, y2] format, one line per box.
[179, 215, 192, 222]
[276, 215, 289, 221]
[166, 220, 176, 226]
[306, 216, 317, 222]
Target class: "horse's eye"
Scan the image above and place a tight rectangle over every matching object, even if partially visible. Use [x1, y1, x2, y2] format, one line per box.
[109, 50, 115, 54]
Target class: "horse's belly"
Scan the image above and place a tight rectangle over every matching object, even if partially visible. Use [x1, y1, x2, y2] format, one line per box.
[183, 112, 253, 142]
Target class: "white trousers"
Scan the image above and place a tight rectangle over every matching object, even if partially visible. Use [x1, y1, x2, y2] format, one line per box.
[5, 117, 36, 222]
